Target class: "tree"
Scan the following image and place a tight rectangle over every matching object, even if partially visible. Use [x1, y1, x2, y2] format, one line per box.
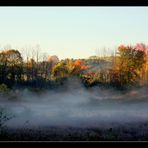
[37, 53, 52, 80]
[6, 49, 23, 83]
[0, 49, 23, 85]
[0, 51, 7, 83]
[113, 43, 147, 86]
[66, 59, 89, 76]
[51, 61, 68, 80]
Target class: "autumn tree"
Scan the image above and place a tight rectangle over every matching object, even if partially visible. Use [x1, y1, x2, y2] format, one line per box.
[51, 61, 68, 81]
[0, 49, 23, 85]
[66, 59, 89, 76]
[111, 43, 147, 86]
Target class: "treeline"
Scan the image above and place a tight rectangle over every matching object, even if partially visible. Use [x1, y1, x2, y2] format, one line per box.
[0, 49, 58, 89]
[51, 43, 148, 89]
[0, 43, 148, 91]
[82, 43, 148, 88]
[0, 49, 90, 90]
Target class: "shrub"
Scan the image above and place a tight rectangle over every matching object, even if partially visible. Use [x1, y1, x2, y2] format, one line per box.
[0, 84, 10, 94]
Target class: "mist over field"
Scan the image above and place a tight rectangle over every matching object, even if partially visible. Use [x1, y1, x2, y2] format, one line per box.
[0, 78, 148, 131]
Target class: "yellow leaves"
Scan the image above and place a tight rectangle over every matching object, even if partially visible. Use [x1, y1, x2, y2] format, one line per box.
[144, 61, 148, 71]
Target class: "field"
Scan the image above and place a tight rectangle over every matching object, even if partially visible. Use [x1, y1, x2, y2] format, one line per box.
[0, 83, 148, 141]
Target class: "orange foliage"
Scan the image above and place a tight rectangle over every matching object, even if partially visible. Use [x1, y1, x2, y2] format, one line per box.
[74, 60, 82, 66]
[73, 59, 89, 70]
[66, 59, 89, 75]
[80, 65, 89, 70]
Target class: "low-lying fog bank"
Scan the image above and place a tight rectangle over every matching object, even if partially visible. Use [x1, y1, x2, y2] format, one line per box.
[0, 79, 148, 130]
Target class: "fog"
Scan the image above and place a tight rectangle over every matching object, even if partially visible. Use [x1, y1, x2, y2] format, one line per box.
[1, 79, 148, 129]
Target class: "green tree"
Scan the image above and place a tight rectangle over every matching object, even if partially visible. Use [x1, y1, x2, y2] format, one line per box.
[6, 49, 23, 83]
[0, 49, 23, 85]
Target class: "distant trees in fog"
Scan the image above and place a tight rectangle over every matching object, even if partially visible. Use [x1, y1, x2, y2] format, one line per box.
[0, 49, 60, 88]
[0, 43, 148, 90]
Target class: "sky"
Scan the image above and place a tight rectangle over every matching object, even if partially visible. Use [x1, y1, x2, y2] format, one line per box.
[0, 7, 148, 60]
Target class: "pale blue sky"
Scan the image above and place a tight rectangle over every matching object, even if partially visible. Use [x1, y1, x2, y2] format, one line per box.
[0, 7, 148, 59]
